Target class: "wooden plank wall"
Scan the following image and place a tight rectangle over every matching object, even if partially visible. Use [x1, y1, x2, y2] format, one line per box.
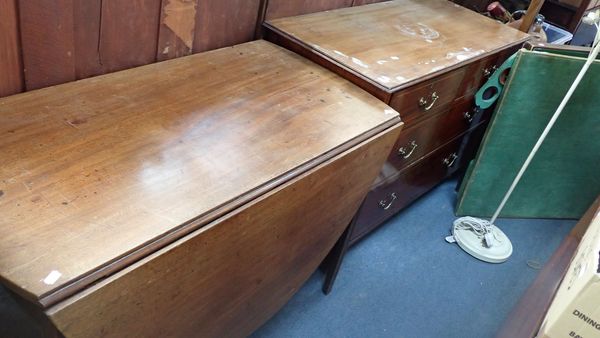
[0, 0, 23, 97]
[0, 0, 390, 99]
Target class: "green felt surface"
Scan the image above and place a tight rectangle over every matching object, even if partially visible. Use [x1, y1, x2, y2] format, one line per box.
[456, 50, 600, 219]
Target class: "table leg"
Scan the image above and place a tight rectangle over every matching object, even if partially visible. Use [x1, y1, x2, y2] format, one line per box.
[321, 216, 357, 295]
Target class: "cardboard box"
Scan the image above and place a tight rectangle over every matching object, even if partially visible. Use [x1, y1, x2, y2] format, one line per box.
[538, 209, 600, 338]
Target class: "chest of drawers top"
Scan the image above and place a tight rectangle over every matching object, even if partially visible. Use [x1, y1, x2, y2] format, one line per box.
[0, 40, 399, 305]
[264, 0, 530, 93]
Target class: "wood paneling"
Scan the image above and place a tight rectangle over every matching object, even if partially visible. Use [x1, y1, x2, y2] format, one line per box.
[0, 0, 23, 97]
[265, 0, 353, 20]
[352, 0, 389, 6]
[19, 0, 76, 90]
[72, 0, 103, 79]
[19, 0, 161, 90]
[9, 0, 382, 95]
[137, 0, 264, 61]
[193, 0, 262, 53]
[95, 0, 162, 73]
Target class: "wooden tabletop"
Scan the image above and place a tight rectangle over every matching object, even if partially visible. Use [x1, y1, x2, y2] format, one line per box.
[265, 0, 530, 91]
[0, 40, 400, 306]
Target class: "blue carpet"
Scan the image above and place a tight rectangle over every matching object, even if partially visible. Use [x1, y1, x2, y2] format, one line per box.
[252, 179, 576, 338]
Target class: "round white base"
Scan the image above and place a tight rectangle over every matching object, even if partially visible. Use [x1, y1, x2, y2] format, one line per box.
[452, 223, 513, 263]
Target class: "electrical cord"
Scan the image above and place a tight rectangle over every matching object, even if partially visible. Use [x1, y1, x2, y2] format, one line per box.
[453, 216, 503, 248]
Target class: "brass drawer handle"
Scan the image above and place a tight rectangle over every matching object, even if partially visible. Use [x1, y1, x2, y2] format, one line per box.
[398, 140, 418, 158]
[483, 65, 498, 78]
[379, 192, 397, 210]
[443, 153, 458, 168]
[464, 107, 482, 123]
[418, 91, 439, 111]
[463, 111, 473, 123]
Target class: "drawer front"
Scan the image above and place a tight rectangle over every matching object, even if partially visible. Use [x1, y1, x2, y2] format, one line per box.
[389, 48, 518, 126]
[458, 47, 520, 96]
[47, 127, 401, 338]
[389, 67, 466, 124]
[458, 53, 500, 96]
[387, 96, 481, 173]
[351, 134, 466, 243]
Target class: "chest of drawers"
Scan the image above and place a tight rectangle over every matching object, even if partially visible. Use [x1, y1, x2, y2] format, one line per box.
[263, 0, 529, 292]
[0, 40, 402, 337]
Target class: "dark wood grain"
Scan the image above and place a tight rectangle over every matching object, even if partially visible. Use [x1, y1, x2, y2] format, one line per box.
[386, 96, 483, 173]
[0, 40, 400, 307]
[93, 0, 162, 73]
[351, 130, 470, 243]
[193, 0, 261, 53]
[254, 0, 270, 39]
[19, 0, 77, 90]
[19, 0, 161, 89]
[389, 67, 467, 124]
[496, 197, 599, 338]
[0, 0, 23, 97]
[71, 0, 104, 79]
[570, 0, 593, 31]
[265, 0, 354, 20]
[46, 125, 401, 338]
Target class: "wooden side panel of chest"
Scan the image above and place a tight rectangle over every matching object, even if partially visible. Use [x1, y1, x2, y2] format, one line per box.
[46, 126, 401, 338]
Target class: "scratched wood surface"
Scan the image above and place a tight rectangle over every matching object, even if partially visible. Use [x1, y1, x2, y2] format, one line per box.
[0, 0, 23, 97]
[0, 40, 400, 306]
[265, 0, 529, 91]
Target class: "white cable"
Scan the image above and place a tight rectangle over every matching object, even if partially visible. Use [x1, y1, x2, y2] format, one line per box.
[453, 217, 492, 236]
[489, 27, 600, 224]
[453, 216, 502, 247]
